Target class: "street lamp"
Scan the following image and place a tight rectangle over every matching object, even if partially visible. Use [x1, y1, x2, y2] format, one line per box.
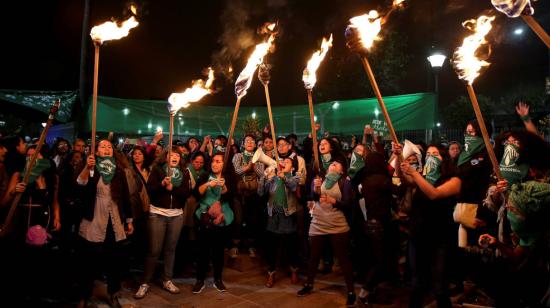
[427, 53, 446, 142]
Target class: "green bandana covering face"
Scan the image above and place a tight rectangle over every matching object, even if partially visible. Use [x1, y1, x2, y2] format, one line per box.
[423, 155, 442, 185]
[500, 143, 529, 186]
[164, 163, 183, 187]
[348, 151, 365, 179]
[457, 135, 485, 166]
[272, 173, 292, 208]
[324, 172, 341, 189]
[96, 156, 116, 184]
[243, 150, 254, 164]
[214, 145, 226, 154]
[321, 153, 332, 170]
[21, 158, 51, 184]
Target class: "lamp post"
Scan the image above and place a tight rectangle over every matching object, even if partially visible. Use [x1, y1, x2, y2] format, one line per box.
[427, 53, 446, 142]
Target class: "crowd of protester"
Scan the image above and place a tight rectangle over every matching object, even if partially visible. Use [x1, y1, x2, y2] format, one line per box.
[0, 101, 549, 307]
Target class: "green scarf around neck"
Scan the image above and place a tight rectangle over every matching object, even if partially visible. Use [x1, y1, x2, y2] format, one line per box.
[321, 153, 332, 170]
[457, 135, 485, 166]
[423, 155, 442, 185]
[164, 163, 183, 187]
[324, 172, 341, 189]
[272, 173, 292, 208]
[21, 158, 51, 185]
[348, 152, 365, 179]
[188, 165, 206, 182]
[243, 150, 254, 164]
[96, 156, 116, 184]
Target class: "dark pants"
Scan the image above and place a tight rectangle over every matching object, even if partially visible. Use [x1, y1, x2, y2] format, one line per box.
[78, 221, 125, 299]
[408, 238, 451, 308]
[197, 225, 228, 281]
[266, 231, 299, 272]
[232, 193, 262, 249]
[306, 232, 354, 292]
[143, 213, 184, 282]
[361, 219, 388, 292]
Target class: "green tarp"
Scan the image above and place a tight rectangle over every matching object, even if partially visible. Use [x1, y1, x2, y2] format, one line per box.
[86, 93, 436, 137]
[0, 89, 76, 122]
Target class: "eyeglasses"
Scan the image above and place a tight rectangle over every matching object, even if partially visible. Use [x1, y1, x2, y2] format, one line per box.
[245, 140, 256, 144]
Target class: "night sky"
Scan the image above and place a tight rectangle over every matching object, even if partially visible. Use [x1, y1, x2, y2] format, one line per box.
[1, 0, 549, 110]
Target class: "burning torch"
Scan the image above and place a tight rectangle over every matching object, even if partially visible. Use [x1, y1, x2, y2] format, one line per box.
[302, 34, 333, 175]
[452, 15, 503, 180]
[167, 68, 216, 175]
[89, 14, 139, 176]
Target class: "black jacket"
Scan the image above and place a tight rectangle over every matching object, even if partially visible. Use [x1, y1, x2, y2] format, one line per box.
[147, 165, 191, 210]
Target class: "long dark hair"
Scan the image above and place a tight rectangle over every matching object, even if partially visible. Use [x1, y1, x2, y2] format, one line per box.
[151, 146, 186, 172]
[129, 145, 151, 171]
[425, 143, 456, 181]
[494, 129, 550, 175]
[3, 135, 26, 176]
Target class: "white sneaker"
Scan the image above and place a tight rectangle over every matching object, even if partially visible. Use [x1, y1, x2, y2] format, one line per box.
[134, 283, 150, 299]
[229, 247, 239, 259]
[163, 280, 180, 294]
[249, 248, 257, 258]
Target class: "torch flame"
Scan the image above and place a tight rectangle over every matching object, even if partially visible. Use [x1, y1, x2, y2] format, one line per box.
[168, 68, 215, 113]
[348, 10, 382, 50]
[130, 4, 138, 16]
[393, 0, 405, 7]
[303, 34, 333, 90]
[90, 16, 139, 44]
[234, 23, 277, 98]
[452, 15, 495, 85]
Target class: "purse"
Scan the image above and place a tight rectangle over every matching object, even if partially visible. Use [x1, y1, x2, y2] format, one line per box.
[25, 197, 51, 246]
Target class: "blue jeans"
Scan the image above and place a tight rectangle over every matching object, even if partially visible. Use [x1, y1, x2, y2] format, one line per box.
[143, 213, 184, 282]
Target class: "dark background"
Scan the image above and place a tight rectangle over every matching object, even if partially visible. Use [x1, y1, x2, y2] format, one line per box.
[1, 0, 549, 120]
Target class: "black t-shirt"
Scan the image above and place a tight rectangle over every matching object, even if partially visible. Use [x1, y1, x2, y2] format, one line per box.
[456, 150, 493, 205]
[410, 186, 456, 242]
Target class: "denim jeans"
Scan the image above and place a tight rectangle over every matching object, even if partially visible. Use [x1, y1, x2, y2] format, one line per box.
[143, 213, 184, 282]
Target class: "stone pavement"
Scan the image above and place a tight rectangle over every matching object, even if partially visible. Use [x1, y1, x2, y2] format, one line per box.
[89, 255, 412, 308]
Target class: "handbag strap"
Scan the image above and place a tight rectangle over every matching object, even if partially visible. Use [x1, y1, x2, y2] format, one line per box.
[27, 196, 32, 230]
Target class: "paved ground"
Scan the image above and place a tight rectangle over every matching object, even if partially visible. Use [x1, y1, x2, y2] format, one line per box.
[88, 255, 412, 308]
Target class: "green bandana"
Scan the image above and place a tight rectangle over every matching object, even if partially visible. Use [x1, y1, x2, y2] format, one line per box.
[507, 181, 550, 247]
[348, 152, 365, 179]
[272, 173, 291, 208]
[214, 145, 226, 154]
[243, 151, 254, 164]
[457, 135, 485, 166]
[181, 153, 189, 163]
[96, 156, 116, 184]
[423, 155, 442, 185]
[21, 158, 51, 184]
[324, 172, 341, 189]
[500, 143, 529, 186]
[164, 164, 183, 187]
[321, 153, 332, 170]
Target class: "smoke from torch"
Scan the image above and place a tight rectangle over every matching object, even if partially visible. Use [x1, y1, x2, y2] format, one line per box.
[234, 23, 277, 98]
[452, 15, 495, 85]
[303, 34, 333, 90]
[168, 68, 216, 113]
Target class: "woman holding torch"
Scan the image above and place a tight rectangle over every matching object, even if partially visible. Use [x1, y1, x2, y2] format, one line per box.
[298, 159, 356, 306]
[76, 139, 134, 307]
